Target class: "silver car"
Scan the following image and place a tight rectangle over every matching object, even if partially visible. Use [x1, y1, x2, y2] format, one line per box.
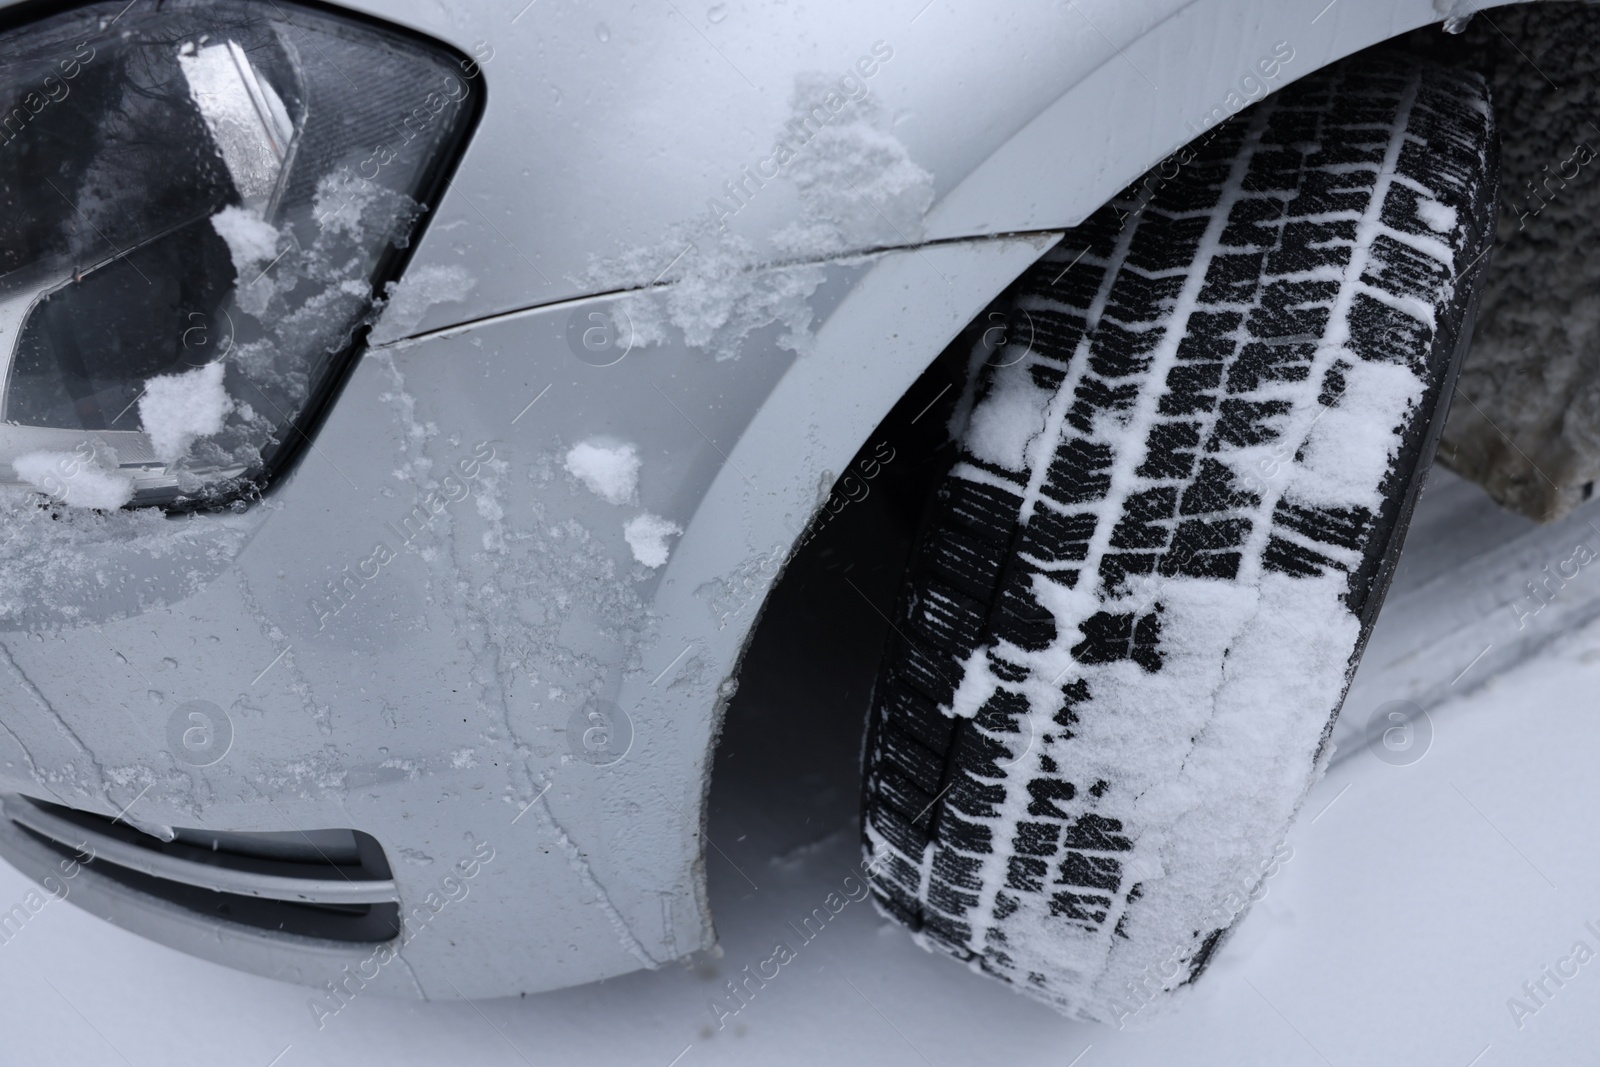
[0, 0, 1585, 1032]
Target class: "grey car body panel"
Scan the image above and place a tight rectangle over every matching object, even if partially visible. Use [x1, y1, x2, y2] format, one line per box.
[0, 0, 1503, 998]
[347, 0, 1460, 334]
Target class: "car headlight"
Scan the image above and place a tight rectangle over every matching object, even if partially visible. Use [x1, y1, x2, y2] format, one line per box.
[0, 0, 478, 510]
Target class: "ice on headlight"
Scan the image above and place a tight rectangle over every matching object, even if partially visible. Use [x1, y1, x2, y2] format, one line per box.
[0, 1, 478, 510]
[178, 40, 294, 214]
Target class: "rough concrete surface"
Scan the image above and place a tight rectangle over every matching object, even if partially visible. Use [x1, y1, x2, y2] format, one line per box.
[1440, 3, 1600, 521]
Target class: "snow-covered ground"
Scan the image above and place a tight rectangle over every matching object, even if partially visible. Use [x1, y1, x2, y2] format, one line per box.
[5, 466, 1600, 1066]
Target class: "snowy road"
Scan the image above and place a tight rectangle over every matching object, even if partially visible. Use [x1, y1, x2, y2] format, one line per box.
[4, 466, 1600, 1067]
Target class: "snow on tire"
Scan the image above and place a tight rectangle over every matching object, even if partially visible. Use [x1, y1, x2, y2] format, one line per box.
[859, 51, 1496, 1025]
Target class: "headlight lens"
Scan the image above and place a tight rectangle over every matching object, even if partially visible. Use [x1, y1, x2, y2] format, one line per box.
[0, 1, 478, 509]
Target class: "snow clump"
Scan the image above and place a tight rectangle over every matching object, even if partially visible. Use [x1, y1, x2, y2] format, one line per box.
[210, 205, 280, 274]
[1414, 196, 1457, 233]
[964, 363, 1053, 472]
[624, 512, 682, 568]
[564, 440, 640, 504]
[12, 450, 134, 509]
[138, 361, 235, 464]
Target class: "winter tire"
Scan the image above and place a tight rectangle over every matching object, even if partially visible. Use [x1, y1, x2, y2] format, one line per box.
[859, 50, 1497, 1024]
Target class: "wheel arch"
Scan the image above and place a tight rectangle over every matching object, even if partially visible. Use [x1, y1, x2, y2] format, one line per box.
[670, 0, 1532, 954]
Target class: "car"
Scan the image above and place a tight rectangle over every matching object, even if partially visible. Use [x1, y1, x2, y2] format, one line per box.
[0, 0, 1581, 1028]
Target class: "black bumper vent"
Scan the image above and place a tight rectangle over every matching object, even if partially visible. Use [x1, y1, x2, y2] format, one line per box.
[4, 794, 401, 943]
